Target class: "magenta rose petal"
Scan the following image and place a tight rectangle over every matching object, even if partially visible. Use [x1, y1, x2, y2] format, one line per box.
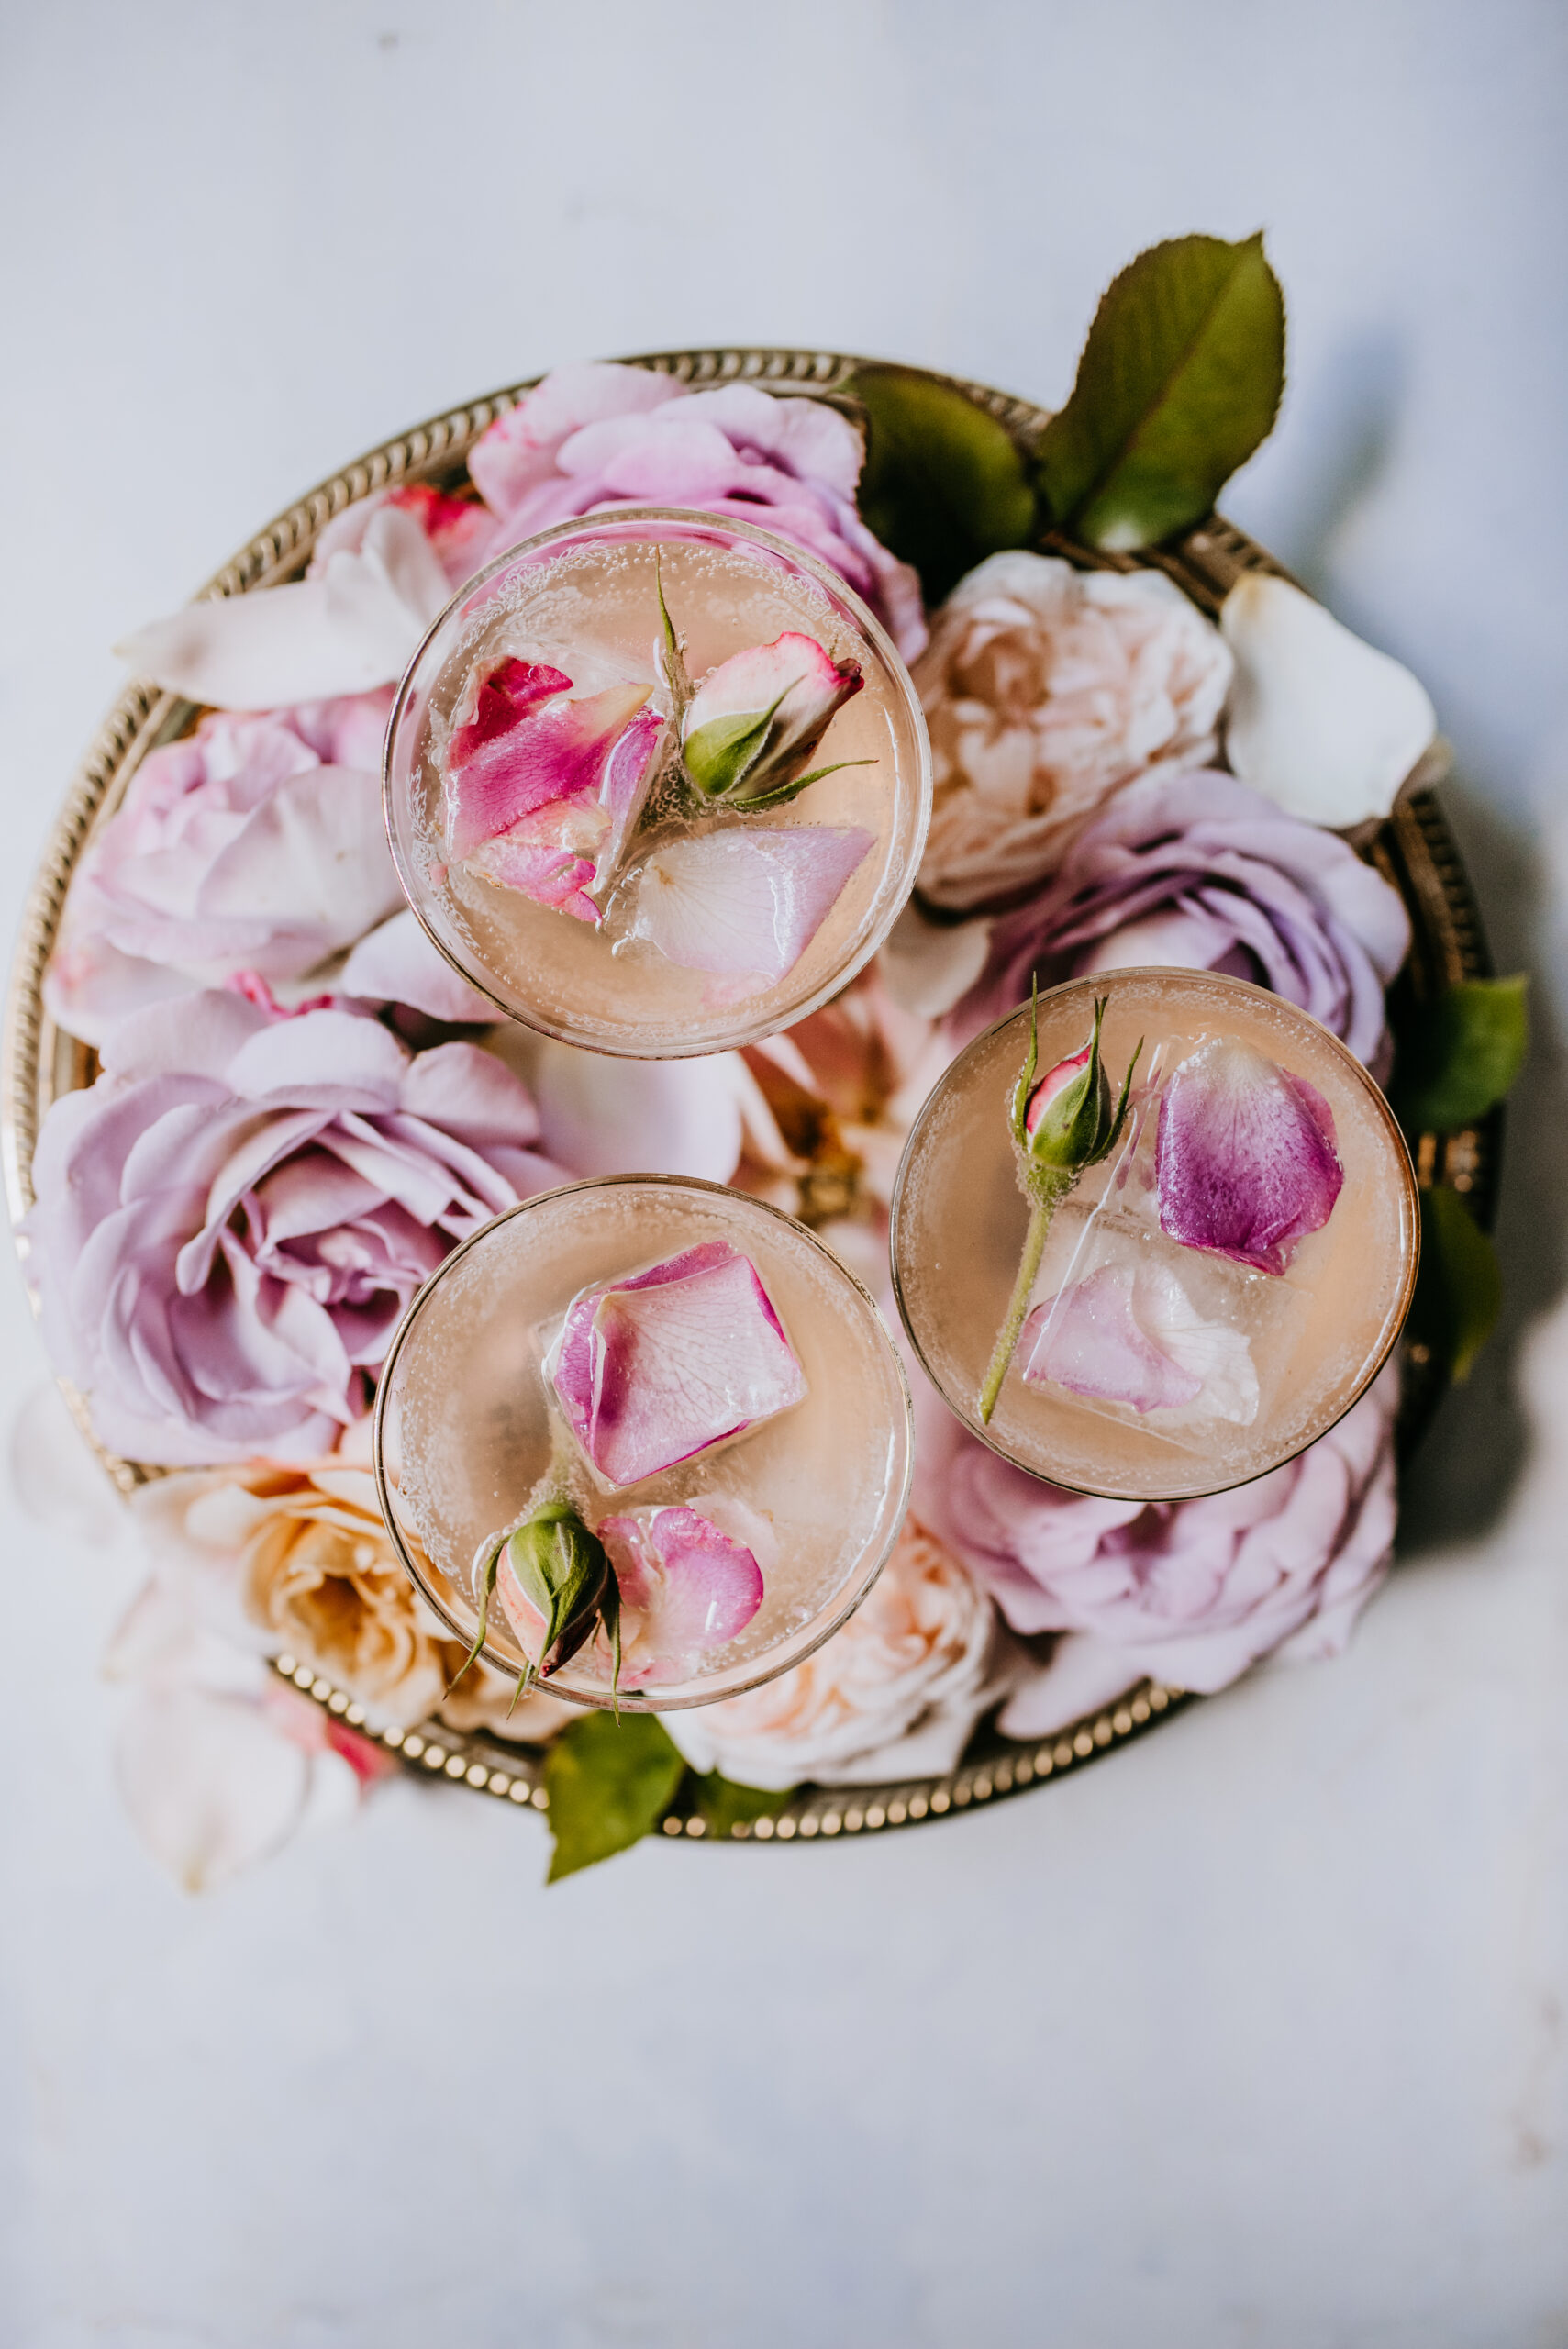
[549, 1241, 806, 1487]
[621, 825, 873, 982]
[443, 661, 659, 866]
[597, 1504, 765, 1681]
[1155, 1037, 1343, 1275]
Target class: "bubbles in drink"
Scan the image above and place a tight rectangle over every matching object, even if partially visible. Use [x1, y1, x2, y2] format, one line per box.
[376, 1179, 913, 1711]
[890, 971, 1418, 1500]
[384, 511, 930, 1057]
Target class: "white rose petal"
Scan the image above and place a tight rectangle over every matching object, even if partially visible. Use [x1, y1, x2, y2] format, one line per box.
[1220, 573, 1437, 828]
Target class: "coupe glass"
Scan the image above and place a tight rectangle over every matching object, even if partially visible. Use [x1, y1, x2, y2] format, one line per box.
[374, 1176, 914, 1712]
[384, 508, 930, 1058]
[890, 969, 1418, 1502]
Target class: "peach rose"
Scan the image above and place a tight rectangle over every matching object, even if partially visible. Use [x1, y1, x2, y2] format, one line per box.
[664, 1516, 1017, 1790]
[131, 1457, 573, 1741]
[914, 551, 1232, 911]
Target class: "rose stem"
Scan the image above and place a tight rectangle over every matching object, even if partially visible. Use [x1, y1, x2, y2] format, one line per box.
[979, 1191, 1058, 1425]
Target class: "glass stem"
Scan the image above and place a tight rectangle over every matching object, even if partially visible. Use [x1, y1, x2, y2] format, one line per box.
[979, 1178, 1065, 1425]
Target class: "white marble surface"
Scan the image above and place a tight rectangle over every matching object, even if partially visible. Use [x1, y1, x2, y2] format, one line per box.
[3, 4, 1567, 2342]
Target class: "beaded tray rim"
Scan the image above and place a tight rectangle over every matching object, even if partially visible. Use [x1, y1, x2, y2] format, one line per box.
[1, 347, 1496, 1846]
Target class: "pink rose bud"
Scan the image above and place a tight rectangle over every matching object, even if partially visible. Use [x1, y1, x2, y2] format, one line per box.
[681, 631, 864, 808]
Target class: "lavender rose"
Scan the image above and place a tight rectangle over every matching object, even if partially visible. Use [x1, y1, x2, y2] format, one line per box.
[951, 768, 1411, 1070]
[45, 696, 404, 1049]
[914, 551, 1233, 911]
[25, 991, 562, 1465]
[917, 1365, 1398, 1733]
[466, 363, 927, 662]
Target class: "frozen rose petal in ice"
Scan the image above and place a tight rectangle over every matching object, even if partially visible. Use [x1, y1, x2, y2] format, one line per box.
[444, 660, 662, 917]
[620, 826, 873, 983]
[1022, 1260, 1258, 1422]
[682, 631, 863, 807]
[1157, 1037, 1343, 1275]
[550, 1240, 806, 1487]
[597, 1504, 765, 1681]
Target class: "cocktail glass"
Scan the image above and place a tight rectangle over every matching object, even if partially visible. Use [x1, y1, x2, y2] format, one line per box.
[384, 508, 930, 1058]
[374, 1176, 914, 1711]
[889, 969, 1418, 1501]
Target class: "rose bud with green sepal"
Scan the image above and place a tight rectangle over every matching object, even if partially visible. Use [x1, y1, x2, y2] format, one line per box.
[980, 991, 1142, 1424]
[680, 632, 868, 810]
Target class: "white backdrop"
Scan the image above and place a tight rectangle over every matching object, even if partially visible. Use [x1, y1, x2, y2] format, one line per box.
[3, 5, 1566, 2343]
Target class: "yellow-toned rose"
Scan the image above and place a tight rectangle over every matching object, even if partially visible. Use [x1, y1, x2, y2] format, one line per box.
[132, 1460, 573, 1740]
[664, 1516, 1016, 1790]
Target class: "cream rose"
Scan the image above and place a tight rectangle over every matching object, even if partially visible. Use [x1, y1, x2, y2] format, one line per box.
[664, 1516, 1016, 1790]
[914, 551, 1232, 911]
[131, 1460, 573, 1741]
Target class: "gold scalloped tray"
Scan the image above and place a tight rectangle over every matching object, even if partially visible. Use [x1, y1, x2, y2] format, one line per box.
[2, 350, 1496, 1846]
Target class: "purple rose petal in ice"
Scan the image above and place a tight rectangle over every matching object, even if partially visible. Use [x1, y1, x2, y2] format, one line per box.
[1156, 1037, 1344, 1275]
[597, 1504, 765, 1682]
[621, 825, 873, 983]
[550, 1241, 806, 1488]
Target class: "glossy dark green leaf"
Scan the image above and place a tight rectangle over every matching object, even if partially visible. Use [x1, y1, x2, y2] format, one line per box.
[845, 367, 1036, 605]
[1390, 975, 1529, 1134]
[1407, 1187, 1503, 1385]
[542, 1711, 684, 1883]
[694, 1771, 793, 1836]
[1036, 233, 1285, 550]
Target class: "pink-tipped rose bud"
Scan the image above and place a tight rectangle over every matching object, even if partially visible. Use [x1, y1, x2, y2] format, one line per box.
[681, 631, 864, 808]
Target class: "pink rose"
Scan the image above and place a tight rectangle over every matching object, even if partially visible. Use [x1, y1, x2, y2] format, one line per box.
[951, 768, 1411, 1071]
[45, 696, 405, 1049]
[917, 1365, 1398, 1731]
[467, 363, 928, 662]
[24, 991, 563, 1465]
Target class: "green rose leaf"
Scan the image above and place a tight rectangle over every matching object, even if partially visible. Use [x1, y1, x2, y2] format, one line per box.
[1407, 1187, 1503, 1386]
[694, 1770, 794, 1836]
[542, 1711, 684, 1883]
[1390, 975, 1529, 1135]
[844, 367, 1037, 606]
[1035, 232, 1285, 551]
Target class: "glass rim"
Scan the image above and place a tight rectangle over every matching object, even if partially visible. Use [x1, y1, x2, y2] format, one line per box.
[372, 1172, 916, 1713]
[888, 966, 1421, 1504]
[379, 504, 933, 1061]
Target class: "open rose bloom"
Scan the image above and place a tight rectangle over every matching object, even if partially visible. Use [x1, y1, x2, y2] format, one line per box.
[23, 342, 1446, 1884]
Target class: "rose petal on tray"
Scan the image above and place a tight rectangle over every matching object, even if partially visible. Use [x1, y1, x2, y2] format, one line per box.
[598, 1503, 766, 1681]
[619, 825, 873, 982]
[550, 1240, 806, 1487]
[1022, 1260, 1259, 1423]
[1156, 1037, 1343, 1275]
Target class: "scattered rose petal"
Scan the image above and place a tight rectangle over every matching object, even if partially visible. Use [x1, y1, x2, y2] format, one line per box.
[115, 1686, 310, 1893]
[339, 908, 495, 1022]
[1157, 1038, 1343, 1275]
[116, 507, 451, 709]
[1022, 1260, 1259, 1422]
[527, 1040, 744, 1182]
[549, 1241, 806, 1487]
[1220, 574, 1437, 828]
[598, 1503, 765, 1681]
[619, 825, 873, 982]
[682, 630, 863, 806]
